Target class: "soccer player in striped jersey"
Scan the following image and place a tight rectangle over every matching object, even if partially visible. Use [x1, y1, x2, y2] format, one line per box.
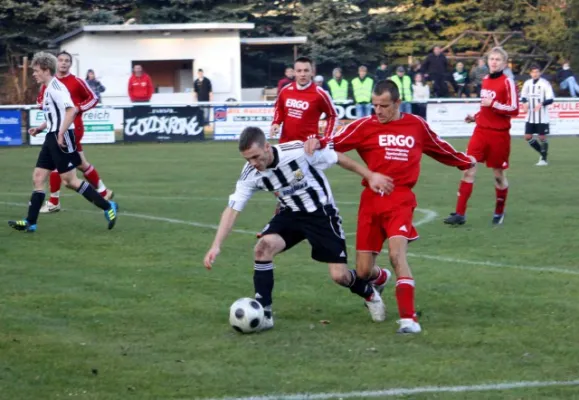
[36, 51, 113, 214]
[521, 64, 554, 166]
[8, 52, 118, 233]
[203, 127, 395, 331]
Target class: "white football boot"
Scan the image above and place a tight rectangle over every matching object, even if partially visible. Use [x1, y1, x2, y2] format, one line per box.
[365, 287, 386, 322]
[258, 305, 274, 332]
[536, 157, 548, 166]
[39, 200, 61, 213]
[397, 318, 422, 334]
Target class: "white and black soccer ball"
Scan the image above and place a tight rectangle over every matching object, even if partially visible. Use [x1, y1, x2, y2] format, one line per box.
[229, 297, 264, 334]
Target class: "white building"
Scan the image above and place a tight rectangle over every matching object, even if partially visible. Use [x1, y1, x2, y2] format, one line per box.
[52, 23, 254, 105]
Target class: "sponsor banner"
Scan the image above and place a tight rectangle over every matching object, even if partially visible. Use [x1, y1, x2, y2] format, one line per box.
[213, 104, 358, 140]
[29, 108, 119, 145]
[123, 106, 204, 142]
[427, 101, 579, 137]
[0, 110, 23, 146]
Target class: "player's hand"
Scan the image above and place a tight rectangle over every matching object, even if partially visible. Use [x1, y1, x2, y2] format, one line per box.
[269, 124, 280, 138]
[368, 173, 394, 196]
[203, 246, 220, 270]
[464, 114, 475, 123]
[522, 103, 529, 113]
[304, 136, 321, 155]
[481, 97, 493, 107]
[57, 133, 65, 148]
[28, 127, 39, 136]
[534, 103, 542, 112]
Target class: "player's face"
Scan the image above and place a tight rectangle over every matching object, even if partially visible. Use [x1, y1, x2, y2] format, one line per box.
[57, 54, 72, 75]
[294, 62, 312, 86]
[242, 142, 272, 171]
[32, 65, 50, 84]
[372, 92, 401, 123]
[488, 53, 506, 74]
[530, 68, 540, 80]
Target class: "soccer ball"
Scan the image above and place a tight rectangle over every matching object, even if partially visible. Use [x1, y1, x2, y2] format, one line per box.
[229, 297, 264, 334]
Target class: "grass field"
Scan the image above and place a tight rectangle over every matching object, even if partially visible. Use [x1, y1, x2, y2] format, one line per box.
[1, 137, 579, 400]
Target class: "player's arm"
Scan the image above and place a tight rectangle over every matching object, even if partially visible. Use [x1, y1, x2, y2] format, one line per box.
[53, 89, 77, 146]
[318, 89, 337, 137]
[543, 82, 555, 107]
[271, 89, 285, 137]
[77, 77, 99, 112]
[305, 117, 370, 154]
[146, 75, 154, 100]
[422, 121, 475, 170]
[520, 81, 529, 112]
[29, 121, 47, 136]
[335, 152, 394, 195]
[203, 173, 257, 269]
[490, 78, 519, 116]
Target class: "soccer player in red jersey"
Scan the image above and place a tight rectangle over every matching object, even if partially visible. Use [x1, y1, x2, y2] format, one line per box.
[36, 51, 113, 213]
[305, 80, 474, 333]
[270, 56, 337, 142]
[444, 47, 519, 226]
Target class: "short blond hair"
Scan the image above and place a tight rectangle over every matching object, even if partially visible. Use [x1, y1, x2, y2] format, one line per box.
[31, 51, 57, 75]
[488, 47, 508, 62]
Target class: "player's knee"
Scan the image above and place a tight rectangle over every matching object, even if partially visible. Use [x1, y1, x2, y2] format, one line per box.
[329, 264, 350, 286]
[539, 135, 547, 143]
[254, 237, 275, 260]
[32, 170, 45, 188]
[524, 134, 533, 141]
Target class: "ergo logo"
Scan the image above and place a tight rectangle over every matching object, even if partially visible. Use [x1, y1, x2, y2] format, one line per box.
[379, 134, 415, 148]
[285, 99, 310, 110]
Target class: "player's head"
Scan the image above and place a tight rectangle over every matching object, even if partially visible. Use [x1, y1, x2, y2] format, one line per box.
[294, 56, 313, 86]
[31, 51, 57, 84]
[56, 51, 73, 75]
[487, 47, 508, 74]
[529, 64, 541, 80]
[238, 127, 272, 171]
[372, 80, 401, 124]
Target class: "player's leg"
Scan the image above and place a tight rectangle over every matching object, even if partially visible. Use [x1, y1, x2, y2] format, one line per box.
[492, 168, 508, 225]
[39, 170, 62, 213]
[537, 124, 549, 165]
[445, 128, 484, 225]
[78, 151, 113, 199]
[525, 123, 543, 161]
[487, 132, 510, 225]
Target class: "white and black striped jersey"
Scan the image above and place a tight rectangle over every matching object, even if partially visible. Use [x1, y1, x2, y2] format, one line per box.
[42, 77, 75, 133]
[228, 141, 338, 213]
[521, 77, 554, 124]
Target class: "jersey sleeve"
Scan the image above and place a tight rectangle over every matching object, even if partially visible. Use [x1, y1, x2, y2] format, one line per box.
[418, 116, 473, 170]
[520, 81, 530, 103]
[305, 146, 338, 170]
[321, 117, 371, 152]
[272, 87, 286, 125]
[317, 87, 337, 137]
[227, 164, 259, 212]
[53, 86, 75, 109]
[543, 81, 555, 106]
[77, 77, 99, 112]
[491, 77, 519, 116]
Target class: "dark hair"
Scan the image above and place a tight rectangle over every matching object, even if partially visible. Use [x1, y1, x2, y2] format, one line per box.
[373, 79, 400, 102]
[529, 64, 541, 71]
[294, 56, 313, 66]
[238, 127, 266, 151]
[57, 50, 73, 63]
[198, 68, 203, 72]
[85, 69, 95, 80]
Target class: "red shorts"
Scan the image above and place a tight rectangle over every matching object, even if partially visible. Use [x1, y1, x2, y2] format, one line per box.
[356, 188, 419, 253]
[467, 126, 510, 169]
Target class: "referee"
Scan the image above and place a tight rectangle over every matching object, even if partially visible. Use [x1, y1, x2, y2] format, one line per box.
[521, 64, 554, 166]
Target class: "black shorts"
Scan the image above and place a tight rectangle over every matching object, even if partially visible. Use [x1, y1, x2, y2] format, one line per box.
[36, 130, 81, 174]
[259, 205, 348, 264]
[525, 123, 549, 135]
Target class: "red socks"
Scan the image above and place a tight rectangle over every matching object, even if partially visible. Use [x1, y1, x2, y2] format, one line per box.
[49, 170, 61, 205]
[83, 165, 108, 197]
[396, 277, 417, 321]
[495, 186, 508, 215]
[455, 180, 473, 216]
[372, 268, 390, 286]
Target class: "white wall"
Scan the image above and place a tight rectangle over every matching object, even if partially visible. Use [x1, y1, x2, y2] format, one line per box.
[61, 30, 243, 104]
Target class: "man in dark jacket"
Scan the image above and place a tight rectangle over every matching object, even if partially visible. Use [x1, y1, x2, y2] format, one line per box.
[375, 61, 390, 82]
[422, 45, 449, 97]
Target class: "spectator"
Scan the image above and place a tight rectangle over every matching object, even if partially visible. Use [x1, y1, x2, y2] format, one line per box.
[277, 67, 294, 93]
[407, 59, 422, 82]
[375, 61, 390, 81]
[313, 75, 330, 93]
[327, 67, 350, 103]
[128, 64, 153, 103]
[85, 69, 105, 103]
[557, 60, 579, 97]
[422, 45, 449, 97]
[351, 65, 374, 117]
[470, 58, 488, 96]
[452, 62, 470, 98]
[412, 73, 430, 118]
[390, 66, 412, 113]
[194, 68, 213, 126]
[503, 59, 515, 81]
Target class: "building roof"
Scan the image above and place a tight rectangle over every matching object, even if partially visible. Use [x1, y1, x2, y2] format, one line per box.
[52, 23, 255, 45]
[241, 36, 308, 46]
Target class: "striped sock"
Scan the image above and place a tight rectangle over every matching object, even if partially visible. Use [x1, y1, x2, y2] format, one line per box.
[254, 261, 274, 308]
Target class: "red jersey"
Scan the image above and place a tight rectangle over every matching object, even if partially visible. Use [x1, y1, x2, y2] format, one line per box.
[474, 71, 519, 131]
[273, 81, 337, 143]
[128, 73, 154, 102]
[323, 114, 473, 191]
[37, 74, 98, 129]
